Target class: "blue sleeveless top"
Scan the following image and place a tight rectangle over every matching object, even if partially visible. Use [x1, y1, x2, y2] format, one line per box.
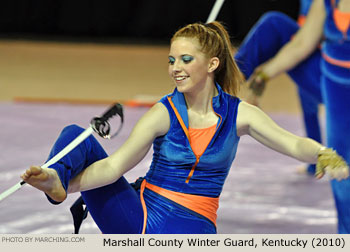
[144, 84, 241, 198]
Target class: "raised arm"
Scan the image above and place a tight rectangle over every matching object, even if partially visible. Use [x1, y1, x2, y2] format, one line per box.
[67, 102, 170, 193]
[236, 101, 349, 180]
[257, 0, 326, 79]
[245, 0, 326, 105]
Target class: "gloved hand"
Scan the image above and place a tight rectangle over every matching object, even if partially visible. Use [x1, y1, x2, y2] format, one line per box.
[315, 147, 349, 181]
[245, 69, 269, 107]
[248, 70, 269, 96]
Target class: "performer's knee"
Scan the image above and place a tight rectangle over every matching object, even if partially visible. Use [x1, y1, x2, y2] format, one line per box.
[258, 11, 291, 27]
[61, 124, 85, 136]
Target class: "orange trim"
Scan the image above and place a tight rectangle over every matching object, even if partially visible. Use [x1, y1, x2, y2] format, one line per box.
[139, 180, 148, 234]
[186, 104, 222, 184]
[167, 96, 190, 139]
[145, 181, 219, 225]
[212, 102, 222, 138]
[185, 157, 199, 183]
[167, 96, 198, 183]
[297, 15, 306, 27]
[322, 52, 350, 68]
[186, 104, 221, 183]
[167, 95, 220, 183]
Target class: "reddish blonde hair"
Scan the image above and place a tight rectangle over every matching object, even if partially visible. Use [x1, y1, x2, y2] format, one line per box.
[171, 21, 243, 96]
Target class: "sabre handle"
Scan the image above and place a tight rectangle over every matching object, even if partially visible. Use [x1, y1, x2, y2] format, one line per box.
[101, 103, 124, 123]
[90, 103, 124, 139]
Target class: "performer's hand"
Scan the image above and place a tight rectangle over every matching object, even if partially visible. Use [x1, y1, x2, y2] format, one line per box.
[245, 67, 269, 107]
[315, 147, 349, 181]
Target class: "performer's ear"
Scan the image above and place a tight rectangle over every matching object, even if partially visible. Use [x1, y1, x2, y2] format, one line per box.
[208, 57, 219, 73]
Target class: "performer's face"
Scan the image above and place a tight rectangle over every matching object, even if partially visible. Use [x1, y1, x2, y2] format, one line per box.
[168, 37, 211, 94]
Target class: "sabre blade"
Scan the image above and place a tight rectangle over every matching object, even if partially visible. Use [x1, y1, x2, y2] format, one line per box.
[0, 182, 23, 202]
[206, 0, 225, 23]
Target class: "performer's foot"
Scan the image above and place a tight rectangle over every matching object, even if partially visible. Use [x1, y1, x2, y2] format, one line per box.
[21, 166, 67, 202]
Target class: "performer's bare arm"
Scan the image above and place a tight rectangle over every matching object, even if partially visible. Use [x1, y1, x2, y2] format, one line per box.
[244, 0, 326, 106]
[236, 101, 349, 180]
[67, 102, 170, 193]
[259, 0, 326, 79]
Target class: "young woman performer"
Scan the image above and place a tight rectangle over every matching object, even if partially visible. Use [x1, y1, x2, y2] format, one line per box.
[234, 0, 320, 175]
[21, 21, 348, 234]
[236, 0, 350, 233]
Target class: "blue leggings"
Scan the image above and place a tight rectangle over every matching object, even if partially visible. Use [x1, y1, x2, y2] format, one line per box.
[46, 125, 216, 234]
[47, 124, 144, 234]
[321, 76, 350, 234]
[234, 11, 323, 174]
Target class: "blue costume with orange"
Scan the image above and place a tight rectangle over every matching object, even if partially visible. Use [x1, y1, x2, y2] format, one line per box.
[321, 0, 350, 234]
[235, 0, 350, 233]
[46, 83, 241, 234]
[234, 0, 321, 175]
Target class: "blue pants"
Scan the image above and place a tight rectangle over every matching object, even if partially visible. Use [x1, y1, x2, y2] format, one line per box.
[234, 12, 323, 174]
[321, 76, 350, 234]
[46, 125, 216, 234]
[47, 124, 144, 234]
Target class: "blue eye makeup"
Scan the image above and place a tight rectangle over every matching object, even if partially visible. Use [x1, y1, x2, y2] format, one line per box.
[168, 56, 175, 65]
[182, 55, 193, 63]
[168, 55, 193, 65]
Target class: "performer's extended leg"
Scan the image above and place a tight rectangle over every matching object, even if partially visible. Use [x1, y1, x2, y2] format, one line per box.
[45, 124, 144, 234]
[234, 11, 299, 77]
[321, 77, 350, 234]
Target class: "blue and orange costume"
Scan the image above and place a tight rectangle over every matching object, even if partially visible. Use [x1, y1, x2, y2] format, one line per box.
[321, 0, 350, 234]
[235, 0, 350, 233]
[234, 0, 321, 175]
[46, 83, 241, 234]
